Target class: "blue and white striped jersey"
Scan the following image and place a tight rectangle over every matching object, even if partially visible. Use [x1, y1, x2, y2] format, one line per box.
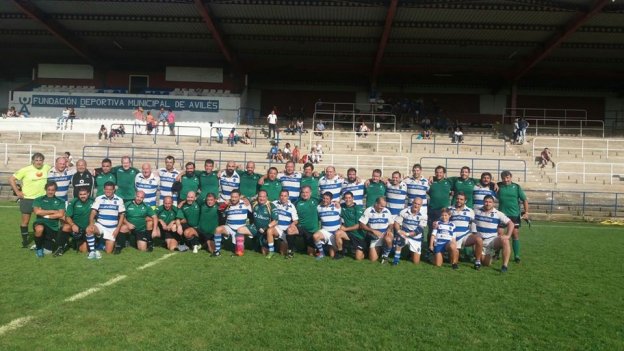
[271, 200, 299, 231]
[359, 206, 394, 232]
[341, 180, 365, 206]
[473, 183, 496, 207]
[432, 221, 456, 244]
[48, 167, 76, 201]
[158, 167, 180, 203]
[473, 207, 510, 240]
[404, 176, 429, 206]
[449, 206, 475, 237]
[385, 181, 408, 215]
[317, 203, 341, 234]
[219, 171, 241, 202]
[319, 175, 343, 201]
[395, 207, 427, 239]
[135, 173, 159, 207]
[277, 171, 302, 202]
[91, 194, 125, 229]
[225, 202, 251, 230]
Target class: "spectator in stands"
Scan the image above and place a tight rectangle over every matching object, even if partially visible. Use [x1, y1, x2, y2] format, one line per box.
[309, 146, 320, 164]
[65, 107, 76, 130]
[421, 116, 431, 130]
[269, 144, 279, 161]
[292, 145, 301, 163]
[98, 125, 108, 140]
[424, 128, 433, 140]
[295, 118, 307, 134]
[64, 152, 74, 167]
[167, 108, 176, 136]
[314, 120, 326, 138]
[267, 109, 278, 139]
[216, 128, 224, 143]
[276, 149, 285, 163]
[6, 106, 17, 118]
[146, 111, 155, 134]
[512, 118, 520, 144]
[227, 128, 239, 147]
[357, 121, 370, 138]
[283, 143, 292, 161]
[519, 118, 529, 144]
[241, 128, 252, 144]
[133, 106, 145, 135]
[158, 106, 169, 135]
[452, 127, 464, 143]
[285, 121, 297, 135]
[110, 124, 126, 139]
[57, 106, 70, 130]
[314, 141, 323, 162]
[539, 148, 555, 168]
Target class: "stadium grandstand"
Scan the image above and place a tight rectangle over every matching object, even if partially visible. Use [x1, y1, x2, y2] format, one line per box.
[0, 0, 623, 219]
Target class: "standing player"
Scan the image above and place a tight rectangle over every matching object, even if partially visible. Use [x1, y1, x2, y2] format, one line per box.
[497, 170, 529, 264]
[158, 155, 180, 205]
[473, 172, 497, 208]
[71, 159, 94, 197]
[156, 196, 184, 252]
[365, 169, 386, 208]
[267, 190, 299, 258]
[341, 167, 365, 206]
[404, 164, 429, 217]
[448, 166, 478, 208]
[258, 167, 282, 201]
[112, 156, 140, 203]
[135, 163, 159, 208]
[87, 181, 126, 255]
[392, 197, 427, 265]
[9, 152, 51, 247]
[312, 192, 349, 260]
[359, 196, 394, 263]
[32, 182, 66, 257]
[385, 171, 408, 216]
[249, 190, 274, 258]
[120, 190, 159, 252]
[277, 161, 303, 202]
[178, 162, 200, 204]
[473, 195, 514, 272]
[427, 166, 452, 250]
[57, 188, 93, 256]
[339, 191, 365, 260]
[218, 161, 241, 203]
[214, 190, 253, 256]
[318, 166, 343, 202]
[429, 208, 459, 269]
[197, 159, 219, 202]
[237, 161, 261, 201]
[300, 163, 321, 201]
[94, 158, 116, 197]
[47, 156, 75, 202]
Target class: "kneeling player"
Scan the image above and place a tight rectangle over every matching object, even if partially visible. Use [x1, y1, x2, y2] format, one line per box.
[429, 208, 459, 269]
[473, 195, 514, 272]
[392, 197, 427, 265]
[121, 191, 159, 252]
[156, 196, 183, 251]
[249, 190, 275, 258]
[179, 191, 202, 253]
[214, 190, 253, 256]
[267, 190, 299, 258]
[449, 192, 483, 269]
[32, 182, 66, 258]
[313, 192, 349, 260]
[60, 188, 94, 255]
[359, 197, 394, 263]
[338, 191, 365, 260]
[199, 193, 219, 254]
[87, 181, 125, 255]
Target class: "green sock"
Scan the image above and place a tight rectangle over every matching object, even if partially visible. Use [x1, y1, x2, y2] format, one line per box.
[512, 239, 520, 259]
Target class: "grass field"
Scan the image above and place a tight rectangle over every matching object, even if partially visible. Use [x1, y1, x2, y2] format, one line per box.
[0, 201, 623, 350]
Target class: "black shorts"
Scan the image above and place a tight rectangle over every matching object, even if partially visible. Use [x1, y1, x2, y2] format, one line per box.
[33, 222, 57, 238]
[197, 229, 214, 241]
[348, 233, 365, 252]
[507, 216, 521, 229]
[296, 225, 314, 245]
[134, 230, 151, 242]
[20, 198, 34, 214]
[162, 230, 181, 242]
[181, 223, 195, 232]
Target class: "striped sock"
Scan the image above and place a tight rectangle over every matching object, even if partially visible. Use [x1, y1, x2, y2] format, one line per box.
[86, 235, 95, 252]
[315, 241, 324, 257]
[268, 242, 275, 253]
[393, 249, 402, 263]
[382, 246, 391, 258]
[214, 234, 222, 253]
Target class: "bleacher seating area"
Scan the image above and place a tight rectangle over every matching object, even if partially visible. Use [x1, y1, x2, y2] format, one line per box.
[30, 85, 236, 97]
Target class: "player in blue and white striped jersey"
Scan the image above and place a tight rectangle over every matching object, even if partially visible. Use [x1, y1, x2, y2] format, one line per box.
[135, 163, 159, 207]
[87, 181, 125, 254]
[215, 189, 253, 256]
[267, 190, 299, 258]
[404, 164, 429, 217]
[312, 192, 349, 260]
[392, 197, 427, 265]
[449, 192, 483, 269]
[385, 171, 408, 216]
[318, 166, 343, 202]
[472, 172, 497, 208]
[429, 208, 459, 269]
[48, 156, 76, 202]
[218, 161, 241, 202]
[473, 195, 514, 272]
[341, 168, 365, 206]
[277, 161, 303, 202]
[158, 155, 180, 205]
[359, 196, 394, 263]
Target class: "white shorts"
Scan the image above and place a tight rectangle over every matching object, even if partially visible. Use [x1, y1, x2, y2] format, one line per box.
[407, 236, 422, 254]
[482, 236, 497, 256]
[369, 233, 387, 249]
[456, 232, 472, 249]
[318, 229, 337, 248]
[95, 223, 116, 241]
[275, 226, 287, 241]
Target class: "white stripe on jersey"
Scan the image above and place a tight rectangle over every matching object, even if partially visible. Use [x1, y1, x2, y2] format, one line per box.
[359, 206, 394, 232]
[404, 176, 429, 206]
[395, 207, 427, 239]
[319, 176, 343, 201]
[317, 203, 341, 233]
[225, 202, 252, 230]
[449, 206, 475, 236]
[277, 172, 302, 202]
[341, 181, 365, 206]
[271, 200, 298, 230]
[473, 184, 496, 207]
[91, 195, 126, 229]
[135, 173, 160, 207]
[432, 221, 456, 244]
[48, 168, 76, 201]
[158, 168, 180, 202]
[385, 182, 408, 215]
[473, 207, 510, 240]
[219, 171, 241, 202]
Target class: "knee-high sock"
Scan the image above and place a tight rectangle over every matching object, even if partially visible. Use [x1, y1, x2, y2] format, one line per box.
[314, 240, 324, 257]
[86, 234, 96, 252]
[512, 239, 520, 259]
[235, 234, 244, 253]
[20, 225, 29, 242]
[57, 231, 69, 249]
[115, 233, 127, 249]
[34, 235, 44, 250]
[286, 235, 296, 252]
[214, 234, 222, 252]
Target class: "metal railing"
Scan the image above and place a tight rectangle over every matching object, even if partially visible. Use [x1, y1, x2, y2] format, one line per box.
[1, 143, 57, 166]
[208, 126, 303, 148]
[525, 119, 605, 137]
[82, 146, 185, 169]
[531, 137, 624, 159]
[418, 157, 527, 181]
[526, 190, 623, 217]
[309, 130, 403, 153]
[109, 123, 203, 145]
[502, 108, 587, 124]
[312, 111, 397, 132]
[555, 162, 624, 184]
[315, 101, 394, 114]
[410, 134, 507, 155]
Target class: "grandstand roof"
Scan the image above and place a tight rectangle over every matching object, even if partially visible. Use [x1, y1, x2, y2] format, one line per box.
[1, 0, 623, 90]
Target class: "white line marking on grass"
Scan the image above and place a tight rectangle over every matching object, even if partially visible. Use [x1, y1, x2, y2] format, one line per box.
[64, 275, 127, 302]
[0, 316, 34, 336]
[137, 252, 175, 271]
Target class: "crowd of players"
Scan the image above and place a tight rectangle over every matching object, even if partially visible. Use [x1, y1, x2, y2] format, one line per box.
[10, 153, 529, 272]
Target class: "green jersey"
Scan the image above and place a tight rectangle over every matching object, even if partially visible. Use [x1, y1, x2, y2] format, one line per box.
[180, 173, 201, 201]
[66, 197, 94, 229]
[95, 172, 116, 197]
[33, 195, 65, 231]
[197, 171, 219, 200]
[341, 204, 365, 239]
[449, 177, 478, 208]
[156, 205, 181, 225]
[125, 201, 155, 232]
[259, 179, 282, 201]
[366, 181, 386, 208]
[429, 178, 453, 210]
[180, 201, 201, 227]
[295, 198, 319, 233]
[301, 175, 320, 201]
[237, 170, 261, 199]
[252, 202, 272, 230]
[497, 182, 527, 217]
[199, 203, 219, 235]
[112, 166, 140, 200]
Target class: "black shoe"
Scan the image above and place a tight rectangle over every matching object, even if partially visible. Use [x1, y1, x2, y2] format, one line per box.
[210, 251, 221, 257]
[333, 253, 344, 260]
[147, 242, 154, 252]
[286, 250, 294, 259]
[113, 247, 122, 255]
[474, 262, 481, 271]
[53, 247, 65, 257]
[21, 238, 29, 248]
[380, 257, 387, 265]
[514, 257, 521, 264]
[501, 265, 508, 273]
[452, 263, 459, 270]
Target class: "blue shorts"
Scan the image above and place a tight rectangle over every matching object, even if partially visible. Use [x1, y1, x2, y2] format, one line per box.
[434, 241, 450, 254]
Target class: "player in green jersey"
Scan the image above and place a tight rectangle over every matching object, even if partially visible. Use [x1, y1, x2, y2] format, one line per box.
[156, 196, 184, 251]
[448, 166, 478, 208]
[94, 158, 116, 197]
[427, 165, 453, 249]
[295, 185, 319, 255]
[365, 169, 386, 208]
[58, 188, 94, 255]
[197, 159, 219, 202]
[237, 161, 261, 201]
[112, 156, 140, 202]
[179, 191, 202, 253]
[199, 193, 219, 254]
[120, 191, 159, 252]
[178, 162, 201, 203]
[301, 162, 321, 202]
[258, 167, 282, 201]
[249, 190, 274, 257]
[497, 170, 529, 263]
[339, 191, 365, 260]
[32, 182, 66, 258]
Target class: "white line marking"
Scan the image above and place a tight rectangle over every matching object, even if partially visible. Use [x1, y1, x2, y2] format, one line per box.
[0, 316, 34, 336]
[64, 275, 127, 302]
[137, 253, 175, 271]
